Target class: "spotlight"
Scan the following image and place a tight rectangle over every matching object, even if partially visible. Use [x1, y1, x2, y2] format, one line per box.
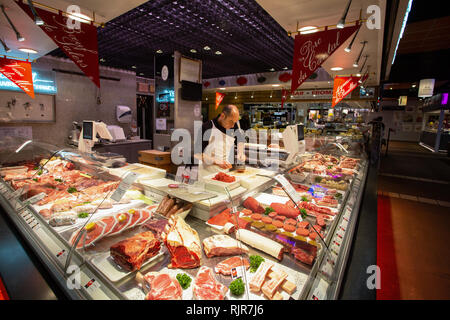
[1, 5, 25, 42]
[27, 0, 44, 25]
[0, 38, 11, 53]
[337, 0, 352, 28]
[353, 41, 367, 68]
[344, 24, 361, 52]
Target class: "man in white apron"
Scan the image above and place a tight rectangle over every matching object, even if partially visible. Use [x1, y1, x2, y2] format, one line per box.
[194, 105, 245, 179]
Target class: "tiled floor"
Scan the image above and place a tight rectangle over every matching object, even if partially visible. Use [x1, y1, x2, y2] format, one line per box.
[377, 141, 450, 299]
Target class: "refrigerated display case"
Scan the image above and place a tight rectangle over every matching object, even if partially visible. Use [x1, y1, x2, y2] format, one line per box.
[0, 136, 369, 300]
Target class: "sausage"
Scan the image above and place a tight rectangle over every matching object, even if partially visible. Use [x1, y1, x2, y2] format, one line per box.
[283, 224, 296, 232]
[156, 196, 169, 214]
[274, 215, 286, 222]
[243, 197, 265, 214]
[298, 221, 309, 229]
[272, 220, 284, 228]
[241, 209, 252, 216]
[285, 218, 297, 226]
[268, 212, 278, 218]
[161, 197, 175, 216]
[166, 203, 180, 217]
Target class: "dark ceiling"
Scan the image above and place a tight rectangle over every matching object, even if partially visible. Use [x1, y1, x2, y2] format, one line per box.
[48, 0, 294, 79]
[388, 0, 450, 84]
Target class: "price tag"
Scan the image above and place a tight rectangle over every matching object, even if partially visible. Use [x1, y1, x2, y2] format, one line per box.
[56, 249, 68, 263]
[110, 172, 139, 202]
[230, 265, 245, 280]
[84, 278, 100, 294]
[311, 279, 328, 300]
[273, 174, 303, 221]
[321, 261, 333, 277]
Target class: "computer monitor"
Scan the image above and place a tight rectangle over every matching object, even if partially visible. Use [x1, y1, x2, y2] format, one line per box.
[297, 124, 304, 141]
[83, 121, 94, 140]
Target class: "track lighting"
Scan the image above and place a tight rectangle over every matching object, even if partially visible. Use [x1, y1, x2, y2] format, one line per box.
[337, 0, 352, 28]
[1, 5, 25, 42]
[353, 41, 367, 67]
[344, 24, 361, 52]
[0, 38, 11, 52]
[359, 55, 369, 73]
[27, 0, 44, 25]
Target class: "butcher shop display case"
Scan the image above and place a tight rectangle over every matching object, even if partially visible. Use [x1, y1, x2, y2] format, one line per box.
[0, 137, 368, 300]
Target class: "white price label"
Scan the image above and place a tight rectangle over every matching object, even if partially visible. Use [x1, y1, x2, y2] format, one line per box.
[273, 174, 303, 220]
[230, 265, 245, 280]
[84, 278, 101, 294]
[110, 172, 139, 202]
[56, 249, 68, 262]
[311, 279, 328, 300]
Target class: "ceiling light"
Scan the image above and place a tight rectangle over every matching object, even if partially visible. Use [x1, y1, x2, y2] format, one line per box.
[412, 84, 416, 88]
[299, 26, 318, 34]
[156, 49, 163, 54]
[353, 41, 368, 68]
[356, 73, 361, 77]
[27, 0, 44, 25]
[270, 68, 275, 72]
[140, 73, 144, 76]
[203, 46, 211, 50]
[215, 51, 222, 55]
[272, 84, 280, 87]
[0, 38, 10, 53]
[283, 67, 288, 70]
[331, 67, 343, 71]
[1, 5, 24, 42]
[19, 48, 38, 54]
[337, 0, 352, 28]
[131, 65, 136, 69]
[190, 49, 197, 53]
[99, 58, 105, 62]
[219, 88, 226, 90]
[67, 12, 92, 23]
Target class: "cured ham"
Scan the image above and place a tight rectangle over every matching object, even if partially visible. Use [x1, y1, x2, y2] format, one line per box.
[243, 196, 265, 214]
[249, 261, 273, 293]
[214, 256, 250, 276]
[193, 266, 228, 300]
[109, 212, 133, 235]
[137, 272, 182, 300]
[162, 215, 202, 269]
[202, 235, 249, 258]
[110, 231, 161, 271]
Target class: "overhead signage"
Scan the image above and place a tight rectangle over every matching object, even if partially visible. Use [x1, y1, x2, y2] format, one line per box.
[156, 89, 175, 103]
[290, 89, 351, 100]
[17, 1, 100, 88]
[0, 69, 57, 95]
[215, 92, 225, 110]
[291, 22, 361, 93]
[0, 57, 34, 98]
[332, 76, 361, 107]
[418, 79, 435, 98]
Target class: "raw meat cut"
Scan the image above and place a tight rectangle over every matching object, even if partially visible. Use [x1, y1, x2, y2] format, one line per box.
[193, 266, 228, 300]
[99, 216, 117, 236]
[270, 203, 299, 218]
[202, 235, 249, 258]
[243, 197, 265, 214]
[137, 205, 157, 225]
[137, 272, 182, 300]
[144, 219, 169, 239]
[207, 208, 231, 226]
[249, 261, 273, 293]
[109, 212, 132, 235]
[214, 256, 250, 276]
[292, 247, 316, 265]
[162, 215, 202, 269]
[212, 172, 236, 183]
[235, 229, 284, 260]
[69, 220, 107, 249]
[110, 231, 161, 272]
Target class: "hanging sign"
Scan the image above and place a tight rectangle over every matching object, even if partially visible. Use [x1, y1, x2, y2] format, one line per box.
[418, 79, 435, 98]
[331, 76, 361, 107]
[16, 1, 100, 88]
[281, 89, 288, 108]
[291, 23, 361, 93]
[0, 57, 34, 98]
[215, 92, 225, 110]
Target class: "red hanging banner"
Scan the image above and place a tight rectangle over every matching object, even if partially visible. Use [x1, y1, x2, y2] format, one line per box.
[0, 57, 34, 98]
[16, 1, 100, 88]
[331, 76, 361, 107]
[291, 23, 361, 93]
[215, 92, 225, 110]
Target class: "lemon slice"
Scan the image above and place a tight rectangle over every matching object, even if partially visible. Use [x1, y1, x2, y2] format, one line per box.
[128, 209, 135, 215]
[85, 222, 96, 231]
[118, 214, 127, 223]
[39, 159, 48, 166]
